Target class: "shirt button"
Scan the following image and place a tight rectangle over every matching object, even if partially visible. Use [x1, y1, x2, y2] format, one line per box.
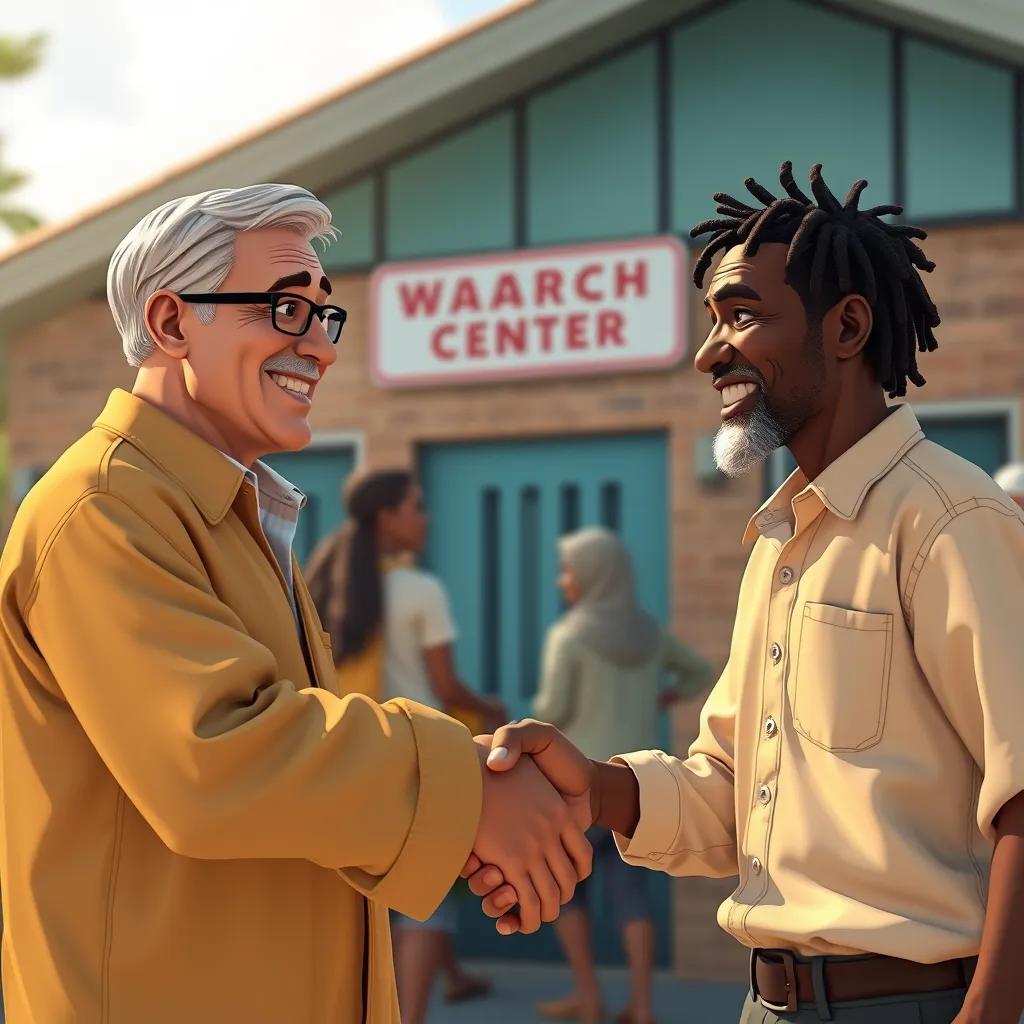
[770, 643, 783, 664]
[764, 717, 778, 738]
[751, 857, 762, 875]
[779, 566, 794, 585]
[758, 785, 772, 806]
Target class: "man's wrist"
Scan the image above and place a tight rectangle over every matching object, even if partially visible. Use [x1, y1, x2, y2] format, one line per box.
[590, 760, 641, 838]
[588, 760, 603, 825]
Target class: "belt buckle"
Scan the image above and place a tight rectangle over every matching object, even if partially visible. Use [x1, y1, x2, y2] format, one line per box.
[750, 948, 799, 1014]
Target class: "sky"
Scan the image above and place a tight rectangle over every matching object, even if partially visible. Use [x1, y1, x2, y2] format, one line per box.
[0, 0, 509, 248]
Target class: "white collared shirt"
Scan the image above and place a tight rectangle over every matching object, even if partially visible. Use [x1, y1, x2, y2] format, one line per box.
[615, 404, 1024, 962]
[218, 451, 306, 628]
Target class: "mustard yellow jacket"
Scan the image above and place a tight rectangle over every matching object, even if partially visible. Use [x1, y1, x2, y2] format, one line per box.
[0, 389, 482, 1023]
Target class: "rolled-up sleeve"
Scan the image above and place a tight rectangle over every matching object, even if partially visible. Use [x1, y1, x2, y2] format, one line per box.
[612, 660, 738, 877]
[25, 492, 481, 915]
[911, 502, 1024, 841]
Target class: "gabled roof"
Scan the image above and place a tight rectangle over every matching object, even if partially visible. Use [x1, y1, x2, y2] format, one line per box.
[1, 0, 1022, 333]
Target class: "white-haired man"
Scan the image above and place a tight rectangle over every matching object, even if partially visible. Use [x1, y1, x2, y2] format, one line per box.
[994, 462, 1024, 510]
[0, 184, 590, 1023]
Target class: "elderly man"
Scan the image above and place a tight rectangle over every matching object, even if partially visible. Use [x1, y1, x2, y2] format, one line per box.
[0, 184, 589, 1023]
[468, 163, 1024, 1024]
[994, 463, 1024, 510]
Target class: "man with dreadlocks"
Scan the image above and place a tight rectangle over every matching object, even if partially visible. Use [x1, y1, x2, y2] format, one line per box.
[463, 163, 1024, 1024]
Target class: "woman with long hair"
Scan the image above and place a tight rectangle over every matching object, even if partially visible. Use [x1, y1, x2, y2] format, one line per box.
[305, 468, 506, 1024]
[532, 527, 715, 1024]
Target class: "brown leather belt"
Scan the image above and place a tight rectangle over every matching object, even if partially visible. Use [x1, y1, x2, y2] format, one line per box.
[750, 948, 977, 1013]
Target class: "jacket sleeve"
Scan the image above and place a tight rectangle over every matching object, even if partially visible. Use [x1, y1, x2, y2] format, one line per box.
[611, 656, 739, 878]
[24, 491, 481, 919]
[911, 502, 1024, 842]
[531, 625, 578, 729]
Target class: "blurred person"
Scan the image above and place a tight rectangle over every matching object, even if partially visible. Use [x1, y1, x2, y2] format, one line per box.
[993, 463, 1024, 510]
[0, 185, 591, 1023]
[532, 527, 715, 1024]
[306, 468, 508, 1024]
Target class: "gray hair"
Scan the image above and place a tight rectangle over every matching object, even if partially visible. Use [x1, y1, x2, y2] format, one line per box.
[107, 183, 337, 366]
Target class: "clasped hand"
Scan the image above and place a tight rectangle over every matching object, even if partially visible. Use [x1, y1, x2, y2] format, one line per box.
[462, 721, 596, 935]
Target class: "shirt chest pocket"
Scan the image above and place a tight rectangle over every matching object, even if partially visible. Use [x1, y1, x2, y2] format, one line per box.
[791, 603, 894, 753]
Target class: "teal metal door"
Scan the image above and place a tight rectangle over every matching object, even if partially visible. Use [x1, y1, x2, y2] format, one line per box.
[420, 432, 671, 966]
[261, 446, 357, 568]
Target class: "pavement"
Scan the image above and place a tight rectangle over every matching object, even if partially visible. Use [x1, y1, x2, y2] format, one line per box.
[427, 961, 749, 1023]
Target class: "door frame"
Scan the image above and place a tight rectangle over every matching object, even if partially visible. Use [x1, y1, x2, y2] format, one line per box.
[307, 429, 366, 465]
[765, 397, 1019, 493]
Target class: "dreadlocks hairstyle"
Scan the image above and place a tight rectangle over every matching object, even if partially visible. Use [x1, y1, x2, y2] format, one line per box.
[689, 161, 939, 399]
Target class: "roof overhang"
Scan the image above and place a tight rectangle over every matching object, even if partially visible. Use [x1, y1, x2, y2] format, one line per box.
[2, 0, 1022, 334]
[831, 0, 1024, 66]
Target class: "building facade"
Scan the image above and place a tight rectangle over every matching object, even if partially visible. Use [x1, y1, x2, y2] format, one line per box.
[2, 0, 1024, 982]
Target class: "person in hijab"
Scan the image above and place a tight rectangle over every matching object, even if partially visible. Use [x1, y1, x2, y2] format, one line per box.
[532, 527, 715, 1024]
[305, 469, 507, 1023]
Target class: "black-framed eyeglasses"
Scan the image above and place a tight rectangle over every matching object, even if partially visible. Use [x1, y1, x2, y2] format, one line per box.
[178, 292, 348, 344]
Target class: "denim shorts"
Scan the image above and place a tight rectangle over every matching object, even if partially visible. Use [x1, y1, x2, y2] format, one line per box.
[567, 828, 652, 927]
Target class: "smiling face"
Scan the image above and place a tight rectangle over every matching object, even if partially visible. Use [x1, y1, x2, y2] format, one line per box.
[694, 242, 827, 477]
[143, 226, 338, 466]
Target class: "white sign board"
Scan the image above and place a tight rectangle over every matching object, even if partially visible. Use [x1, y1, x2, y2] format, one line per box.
[370, 237, 687, 388]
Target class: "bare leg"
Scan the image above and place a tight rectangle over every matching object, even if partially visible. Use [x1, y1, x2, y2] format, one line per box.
[439, 934, 458, 981]
[439, 934, 492, 1001]
[620, 918, 655, 1024]
[537, 907, 603, 1020]
[393, 927, 445, 1024]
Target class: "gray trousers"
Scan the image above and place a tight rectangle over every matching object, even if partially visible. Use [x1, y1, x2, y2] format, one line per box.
[739, 986, 968, 1024]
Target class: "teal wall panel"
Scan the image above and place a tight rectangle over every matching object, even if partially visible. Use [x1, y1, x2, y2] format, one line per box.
[385, 112, 514, 259]
[672, 0, 893, 234]
[320, 178, 374, 269]
[904, 39, 1015, 219]
[526, 43, 659, 245]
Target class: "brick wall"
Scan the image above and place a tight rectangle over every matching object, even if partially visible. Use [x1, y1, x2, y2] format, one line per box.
[7, 220, 1024, 980]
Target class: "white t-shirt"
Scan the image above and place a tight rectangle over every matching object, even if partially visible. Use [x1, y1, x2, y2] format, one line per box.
[380, 567, 457, 711]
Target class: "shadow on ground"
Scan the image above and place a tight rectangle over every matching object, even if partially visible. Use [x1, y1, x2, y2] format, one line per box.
[428, 961, 748, 1023]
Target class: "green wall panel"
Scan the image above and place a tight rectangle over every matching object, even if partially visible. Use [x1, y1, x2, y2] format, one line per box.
[385, 112, 514, 259]
[526, 43, 658, 245]
[904, 39, 1015, 219]
[320, 178, 374, 269]
[672, 0, 893, 235]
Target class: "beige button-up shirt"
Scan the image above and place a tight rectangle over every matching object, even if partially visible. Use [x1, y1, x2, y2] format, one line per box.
[617, 404, 1024, 963]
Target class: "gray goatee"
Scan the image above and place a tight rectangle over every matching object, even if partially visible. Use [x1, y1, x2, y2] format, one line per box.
[713, 393, 788, 478]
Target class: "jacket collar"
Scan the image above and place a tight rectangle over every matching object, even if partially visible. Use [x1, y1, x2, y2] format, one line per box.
[742, 403, 925, 545]
[93, 389, 247, 525]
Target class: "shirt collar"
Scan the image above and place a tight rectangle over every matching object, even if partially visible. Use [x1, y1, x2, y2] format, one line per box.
[218, 451, 306, 512]
[742, 403, 925, 545]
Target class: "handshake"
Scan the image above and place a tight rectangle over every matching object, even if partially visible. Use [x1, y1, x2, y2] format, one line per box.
[459, 721, 637, 936]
